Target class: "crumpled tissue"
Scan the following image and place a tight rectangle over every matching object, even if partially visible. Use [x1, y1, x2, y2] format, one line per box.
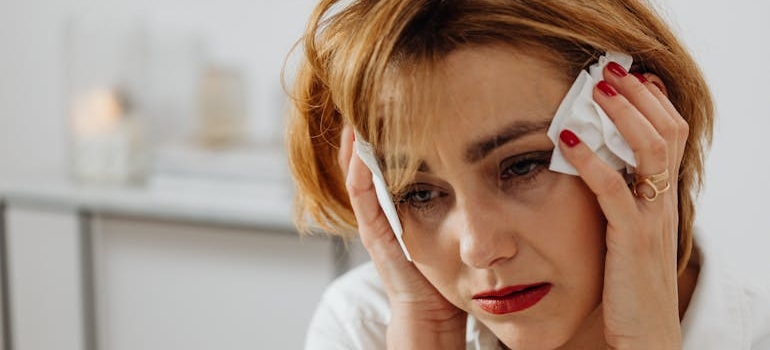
[546, 51, 637, 175]
[354, 132, 412, 261]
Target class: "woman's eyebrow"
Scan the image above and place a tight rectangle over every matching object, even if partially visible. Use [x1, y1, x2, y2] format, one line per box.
[381, 155, 432, 173]
[464, 119, 552, 164]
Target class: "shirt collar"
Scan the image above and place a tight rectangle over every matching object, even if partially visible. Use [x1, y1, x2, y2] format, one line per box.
[680, 231, 751, 349]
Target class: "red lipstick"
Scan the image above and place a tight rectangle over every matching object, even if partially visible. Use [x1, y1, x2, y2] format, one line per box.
[473, 283, 552, 314]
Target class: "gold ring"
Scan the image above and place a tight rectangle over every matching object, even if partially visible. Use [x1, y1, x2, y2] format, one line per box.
[632, 169, 671, 202]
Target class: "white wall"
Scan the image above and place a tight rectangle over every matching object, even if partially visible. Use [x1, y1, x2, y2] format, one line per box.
[663, 0, 770, 270]
[0, 0, 319, 177]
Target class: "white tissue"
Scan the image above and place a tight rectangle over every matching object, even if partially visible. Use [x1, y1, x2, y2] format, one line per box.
[354, 132, 413, 261]
[547, 52, 637, 175]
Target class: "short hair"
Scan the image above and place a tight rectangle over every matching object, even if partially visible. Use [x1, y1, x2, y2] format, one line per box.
[285, 0, 713, 274]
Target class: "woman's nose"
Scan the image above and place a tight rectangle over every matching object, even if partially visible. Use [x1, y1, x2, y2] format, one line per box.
[457, 200, 518, 269]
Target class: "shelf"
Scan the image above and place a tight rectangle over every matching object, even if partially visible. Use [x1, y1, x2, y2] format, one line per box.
[0, 174, 296, 232]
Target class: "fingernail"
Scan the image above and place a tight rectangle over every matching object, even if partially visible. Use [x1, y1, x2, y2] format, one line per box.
[607, 61, 628, 77]
[560, 129, 580, 148]
[597, 80, 618, 97]
[632, 72, 648, 83]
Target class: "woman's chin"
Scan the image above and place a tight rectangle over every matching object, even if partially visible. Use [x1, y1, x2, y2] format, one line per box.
[485, 321, 571, 350]
[498, 334, 570, 350]
[484, 305, 603, 350]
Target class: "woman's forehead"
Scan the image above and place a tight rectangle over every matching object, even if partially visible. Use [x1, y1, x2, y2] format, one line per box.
[387, 47, 566, 135]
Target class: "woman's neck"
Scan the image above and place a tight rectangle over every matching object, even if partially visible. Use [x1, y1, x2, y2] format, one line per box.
[677, 247, 701, 319]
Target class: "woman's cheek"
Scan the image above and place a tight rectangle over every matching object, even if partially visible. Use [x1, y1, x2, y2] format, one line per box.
[399, 208, 449, 261]
[501, 169, 562, 207]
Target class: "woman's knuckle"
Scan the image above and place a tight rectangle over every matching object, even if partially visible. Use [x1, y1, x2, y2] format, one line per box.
[345, 177, 364, 197]
[658, 121, 678, 141]
[677, 118, 690, 140]
[647, 136, 668, 159]
[629, 80, 649, 96]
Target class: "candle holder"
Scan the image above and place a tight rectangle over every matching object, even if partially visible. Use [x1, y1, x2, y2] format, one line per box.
[197, 65, 247, 149]
[64, 16, 148, 185]
[70, 88, 145, 184]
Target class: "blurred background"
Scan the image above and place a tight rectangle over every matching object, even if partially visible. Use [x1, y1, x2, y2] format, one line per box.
[0, 0, 768, 349]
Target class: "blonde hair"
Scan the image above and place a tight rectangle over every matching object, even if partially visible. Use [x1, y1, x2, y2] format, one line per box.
[286, 0, 713, 273]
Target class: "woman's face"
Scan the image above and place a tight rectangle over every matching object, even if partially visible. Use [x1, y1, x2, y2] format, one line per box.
[396, 45, 606, 349]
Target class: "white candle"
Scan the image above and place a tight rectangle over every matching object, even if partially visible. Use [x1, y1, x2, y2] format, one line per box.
[71, 88, 143, 184]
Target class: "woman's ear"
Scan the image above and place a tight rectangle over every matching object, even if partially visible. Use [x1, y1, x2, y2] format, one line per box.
[638, 73, 669, 97]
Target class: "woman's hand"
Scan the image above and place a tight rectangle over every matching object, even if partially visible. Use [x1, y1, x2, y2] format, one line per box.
[558, 64, 689, 350]
[339, 125, 467, 350]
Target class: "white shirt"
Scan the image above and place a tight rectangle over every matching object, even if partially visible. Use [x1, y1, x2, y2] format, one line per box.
[305, 231, 770, 349]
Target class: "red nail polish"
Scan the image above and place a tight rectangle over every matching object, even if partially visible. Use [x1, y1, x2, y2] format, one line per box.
[607, 61, 628, 77]
[597, 80, 618, 97]
[560, 129, 580, 148]
[632, 72, 647, 83]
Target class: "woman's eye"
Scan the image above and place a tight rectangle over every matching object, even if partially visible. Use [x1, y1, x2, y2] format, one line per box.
[410, 189, 436, 203]
[503, 160, 538, 177]
[396, 185, 444, 210]
[500, 151, 552, 181]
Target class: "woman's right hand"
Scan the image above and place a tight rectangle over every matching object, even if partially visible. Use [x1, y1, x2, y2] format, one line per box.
[339, 124, 467, 350]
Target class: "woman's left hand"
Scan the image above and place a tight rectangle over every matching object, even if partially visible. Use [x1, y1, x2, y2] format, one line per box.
[558, 63, 690, 350]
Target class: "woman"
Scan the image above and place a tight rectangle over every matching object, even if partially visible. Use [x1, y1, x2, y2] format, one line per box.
[286, 0, 770, 349]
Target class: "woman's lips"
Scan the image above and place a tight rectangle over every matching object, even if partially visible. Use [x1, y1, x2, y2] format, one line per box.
[472, 283, 552, 314]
